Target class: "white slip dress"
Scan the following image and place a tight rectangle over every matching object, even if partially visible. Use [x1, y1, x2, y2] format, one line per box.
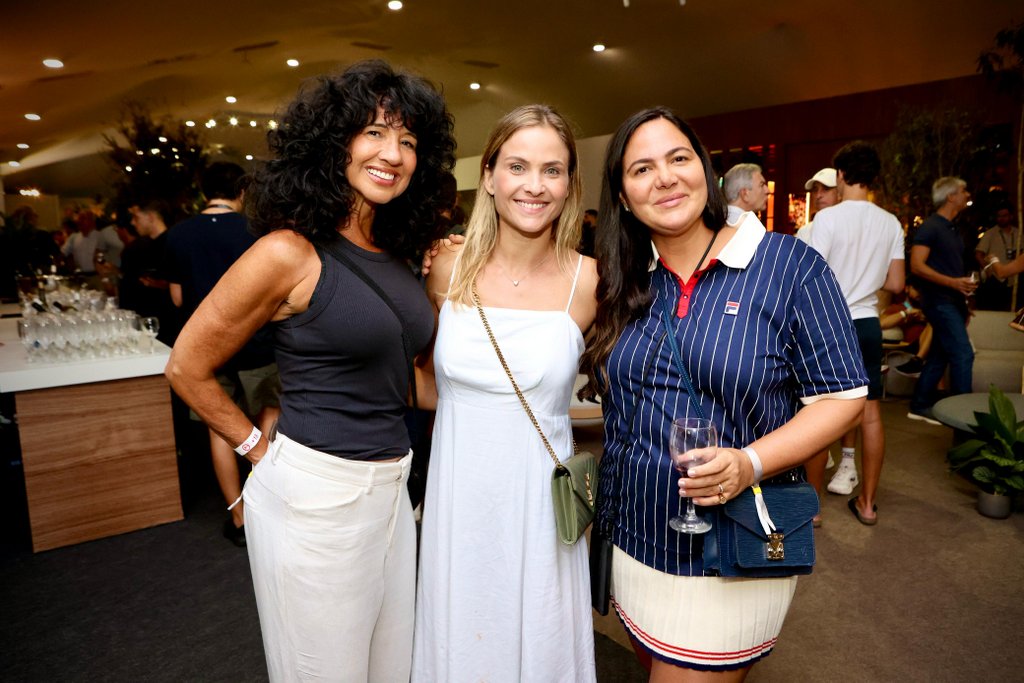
[412, 254, 596, 683]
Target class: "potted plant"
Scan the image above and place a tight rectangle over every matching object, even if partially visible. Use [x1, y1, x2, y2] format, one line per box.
[946, 385, 1024, 518]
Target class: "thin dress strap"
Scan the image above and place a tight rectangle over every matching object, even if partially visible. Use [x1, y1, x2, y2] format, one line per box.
[565, 253, 584, 312]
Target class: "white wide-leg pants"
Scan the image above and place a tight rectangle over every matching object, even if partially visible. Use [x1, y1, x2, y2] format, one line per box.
[243, 433, 415, 682]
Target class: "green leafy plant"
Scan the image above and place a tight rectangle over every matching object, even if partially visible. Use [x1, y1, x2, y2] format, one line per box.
[947, 385, 1024, 496]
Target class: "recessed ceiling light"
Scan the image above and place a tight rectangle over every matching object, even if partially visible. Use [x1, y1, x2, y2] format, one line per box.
[245, 154, 254, 161]
[25, 113, 41, 121]
[225, 96, 237, 104]
[249, 120, 258, 127]
[185, 120, 196, 127]
[125, 165, 133, 172]
[229, 117, 239, 126]
[42, 58, 64, 68]
[469, 82, 481, 91]
[17, 143, 29, 150]
[593, 44, 606, 52]
[388, 0, 403, 9]
[268, 120, 278, 129]
[8, 161, 21, 168]
[286, 59, 300, 67]
[158, 136, 168, 143]
[150, 148, 161, 155]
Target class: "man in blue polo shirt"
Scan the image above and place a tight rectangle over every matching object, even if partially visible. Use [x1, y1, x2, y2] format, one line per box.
[908, 177, 976, 423]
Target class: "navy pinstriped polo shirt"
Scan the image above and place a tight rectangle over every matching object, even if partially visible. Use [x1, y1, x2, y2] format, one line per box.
[597, 215, 868, 576]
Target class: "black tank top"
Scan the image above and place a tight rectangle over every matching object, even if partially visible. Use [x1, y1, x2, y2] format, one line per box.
[274, 237, 434, 460]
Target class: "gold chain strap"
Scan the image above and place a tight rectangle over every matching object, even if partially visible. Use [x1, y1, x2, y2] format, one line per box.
[472, 282, 568, 471]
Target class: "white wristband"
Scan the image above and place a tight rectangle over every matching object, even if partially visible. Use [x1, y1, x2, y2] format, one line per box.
[235, 426, 261, 456]
[742, 446, 763, 483]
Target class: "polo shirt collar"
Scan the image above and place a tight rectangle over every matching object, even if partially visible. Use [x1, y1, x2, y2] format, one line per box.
[647, 212, 767, 272]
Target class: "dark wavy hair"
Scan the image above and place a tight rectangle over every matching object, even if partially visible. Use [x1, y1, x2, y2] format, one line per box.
[580, 107, 726, 397]
[832, 140, 880, 188]
[246, 60, 456, 260]
[201, 162, 247, 201]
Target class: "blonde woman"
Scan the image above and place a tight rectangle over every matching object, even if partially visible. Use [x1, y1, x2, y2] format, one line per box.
[412, 105, 599, 682]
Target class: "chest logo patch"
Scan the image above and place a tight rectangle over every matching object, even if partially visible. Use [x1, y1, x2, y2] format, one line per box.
[724, 300, 740, 316]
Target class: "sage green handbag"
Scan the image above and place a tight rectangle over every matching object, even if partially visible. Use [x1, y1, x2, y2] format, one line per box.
[473, 284, 597, 545]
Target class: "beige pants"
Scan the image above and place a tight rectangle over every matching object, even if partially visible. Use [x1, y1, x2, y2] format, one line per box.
[243, 433, 414, 682]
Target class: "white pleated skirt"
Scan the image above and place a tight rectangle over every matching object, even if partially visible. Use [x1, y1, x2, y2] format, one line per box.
[611, 545, 797, 671]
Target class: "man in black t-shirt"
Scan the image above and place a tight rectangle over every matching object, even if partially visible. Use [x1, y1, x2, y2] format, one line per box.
[908, 176, 977, 423]
[166, 162, 280, 547]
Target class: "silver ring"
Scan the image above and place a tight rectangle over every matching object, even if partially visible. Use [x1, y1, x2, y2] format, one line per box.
[718, 483, 725, 495]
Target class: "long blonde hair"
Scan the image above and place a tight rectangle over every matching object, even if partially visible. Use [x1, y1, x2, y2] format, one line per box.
[447, 104, 583, 306]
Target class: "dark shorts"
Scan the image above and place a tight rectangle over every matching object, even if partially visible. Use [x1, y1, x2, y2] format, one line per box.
[189, 362, 281, 421]
[854, 317, 883, 400]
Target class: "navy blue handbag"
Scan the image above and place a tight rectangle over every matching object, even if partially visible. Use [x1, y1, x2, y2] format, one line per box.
[703, 480, 818, 577]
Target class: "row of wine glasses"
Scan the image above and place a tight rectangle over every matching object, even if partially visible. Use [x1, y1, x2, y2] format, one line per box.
[16, 311, 160, 363]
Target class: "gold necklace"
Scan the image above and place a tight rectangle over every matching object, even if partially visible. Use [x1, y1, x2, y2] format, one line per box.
[500, 251, 552, 287]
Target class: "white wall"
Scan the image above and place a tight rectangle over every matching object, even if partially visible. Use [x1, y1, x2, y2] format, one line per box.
[453, 132, 612, 213]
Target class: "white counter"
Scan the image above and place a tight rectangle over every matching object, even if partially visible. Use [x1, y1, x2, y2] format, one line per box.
[0, 316, 171, 393]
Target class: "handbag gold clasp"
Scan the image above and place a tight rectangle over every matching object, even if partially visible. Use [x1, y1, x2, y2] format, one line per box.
[767, 532, 785, 560]
[584, 473, 594, 505]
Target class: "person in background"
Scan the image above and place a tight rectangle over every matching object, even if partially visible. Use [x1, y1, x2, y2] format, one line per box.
[797, 167, 838, 241]
[723, 162, 768, 225]
[802, 141, 904, 526]
[582, 107, 865, 680]
[165, 60, 455, 682]
[96, 217, 125, 268]
[62, 211, 120, 276]
[908, 177, 976, 424]
[974, 204, 1017, 311]
[166, 162, 281, 548]
[794, 166, 841, 505]
[888, 284, 933, 375]
[122, 199, 180, 345]
[413, 104, 598, 683]
[578, 207, 599, 256]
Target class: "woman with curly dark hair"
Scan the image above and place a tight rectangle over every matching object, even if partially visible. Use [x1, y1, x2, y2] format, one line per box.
[166, 60, 455, 681]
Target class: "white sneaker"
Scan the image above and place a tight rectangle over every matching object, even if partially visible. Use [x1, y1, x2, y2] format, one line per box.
[827, 459, 859, 495]
[826, 451, 835, 469]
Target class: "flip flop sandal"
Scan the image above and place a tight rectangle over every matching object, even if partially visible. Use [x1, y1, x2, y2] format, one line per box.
[848, 497, 877, 526]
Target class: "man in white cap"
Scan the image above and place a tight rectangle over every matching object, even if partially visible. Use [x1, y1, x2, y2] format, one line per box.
[797, 168, 838, 240]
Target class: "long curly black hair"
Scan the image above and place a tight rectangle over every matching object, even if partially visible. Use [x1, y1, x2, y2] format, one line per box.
[247, 60, 456, 261]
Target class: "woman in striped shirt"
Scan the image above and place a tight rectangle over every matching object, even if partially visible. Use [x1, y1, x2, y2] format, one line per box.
[580, 107, 867, 680]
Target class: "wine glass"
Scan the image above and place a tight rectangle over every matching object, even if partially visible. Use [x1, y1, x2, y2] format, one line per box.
[141, 316, 159, 353]
[668, 417, 717, 534]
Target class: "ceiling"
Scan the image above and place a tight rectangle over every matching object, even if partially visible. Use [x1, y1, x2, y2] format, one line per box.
[1, 0, 1020, 198]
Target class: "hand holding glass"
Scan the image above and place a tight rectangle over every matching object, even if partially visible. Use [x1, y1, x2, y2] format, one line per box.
[669, 417, 717, 534]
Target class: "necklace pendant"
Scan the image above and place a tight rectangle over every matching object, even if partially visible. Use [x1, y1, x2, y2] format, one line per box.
[512, 280, 520, 287]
